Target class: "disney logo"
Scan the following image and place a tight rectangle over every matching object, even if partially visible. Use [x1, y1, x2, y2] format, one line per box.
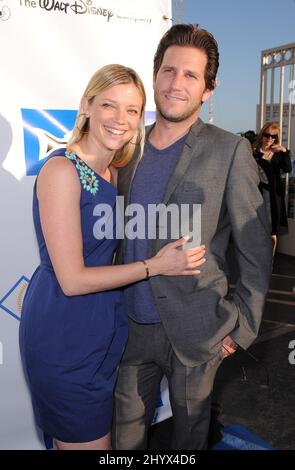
[39, 1, 114, 21]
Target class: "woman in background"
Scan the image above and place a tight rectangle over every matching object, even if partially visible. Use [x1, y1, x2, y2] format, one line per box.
[253, 121, 292, 254]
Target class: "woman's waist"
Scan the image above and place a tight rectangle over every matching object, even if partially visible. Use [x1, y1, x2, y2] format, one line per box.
[30, 263, 124, 298]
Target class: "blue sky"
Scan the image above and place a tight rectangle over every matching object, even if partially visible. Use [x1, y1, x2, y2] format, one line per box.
[172, 0, 295, 134]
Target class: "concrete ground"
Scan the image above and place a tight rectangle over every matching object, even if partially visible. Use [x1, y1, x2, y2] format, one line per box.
[149, 253, 295, 450]
[213, 252, 295, 450]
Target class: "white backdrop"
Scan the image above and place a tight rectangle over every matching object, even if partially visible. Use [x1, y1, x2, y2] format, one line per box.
[0, 0, 171, 449]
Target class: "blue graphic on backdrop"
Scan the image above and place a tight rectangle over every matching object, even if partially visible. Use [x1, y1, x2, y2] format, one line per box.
[145, 111, 156, 126]
[21, 109, 77, 176]
[156, 386, 164, 408]
[21, 109, 156, 176]
[0, 276, 30, 321]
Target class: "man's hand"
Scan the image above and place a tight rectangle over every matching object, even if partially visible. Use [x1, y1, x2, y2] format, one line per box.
[222, 335, 238, 358]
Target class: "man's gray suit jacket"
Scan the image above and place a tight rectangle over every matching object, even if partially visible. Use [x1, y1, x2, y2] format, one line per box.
[117, 118, 273, 367]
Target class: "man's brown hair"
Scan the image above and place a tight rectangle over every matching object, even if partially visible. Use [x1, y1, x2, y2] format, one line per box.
[154, 24, 219, 91]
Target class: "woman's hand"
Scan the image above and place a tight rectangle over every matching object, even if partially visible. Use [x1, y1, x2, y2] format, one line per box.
[148, 236, 206, 276]
[270, 144, 287, 153]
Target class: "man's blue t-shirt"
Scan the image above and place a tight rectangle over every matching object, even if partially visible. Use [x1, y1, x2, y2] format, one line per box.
[124, 134, 187, 323]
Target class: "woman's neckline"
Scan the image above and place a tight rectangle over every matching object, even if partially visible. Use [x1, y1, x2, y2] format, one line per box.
[66, 148, 117, 189]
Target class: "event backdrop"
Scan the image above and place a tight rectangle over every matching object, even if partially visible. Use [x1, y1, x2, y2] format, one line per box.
[0, 0, 171, 449]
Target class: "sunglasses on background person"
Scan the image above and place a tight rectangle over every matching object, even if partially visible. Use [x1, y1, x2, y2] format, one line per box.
[263, 132, 278, 143]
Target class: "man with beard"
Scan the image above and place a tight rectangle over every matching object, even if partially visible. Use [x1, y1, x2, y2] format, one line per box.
[112, 24, 272, 450]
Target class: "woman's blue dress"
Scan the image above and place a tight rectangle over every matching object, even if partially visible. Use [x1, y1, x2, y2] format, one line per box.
[19, 149, 127, 443]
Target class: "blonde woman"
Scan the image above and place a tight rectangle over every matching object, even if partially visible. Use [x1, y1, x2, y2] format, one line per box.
[19, 65, 206, 450]
[254, 121, 292, 253]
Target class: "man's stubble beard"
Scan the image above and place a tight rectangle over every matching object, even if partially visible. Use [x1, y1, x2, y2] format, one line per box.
[155, 94, 201, 124]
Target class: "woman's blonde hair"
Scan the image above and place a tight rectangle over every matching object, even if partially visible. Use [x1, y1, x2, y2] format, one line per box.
[257, 121, 281, 148]
[68, 64, 146, 167]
